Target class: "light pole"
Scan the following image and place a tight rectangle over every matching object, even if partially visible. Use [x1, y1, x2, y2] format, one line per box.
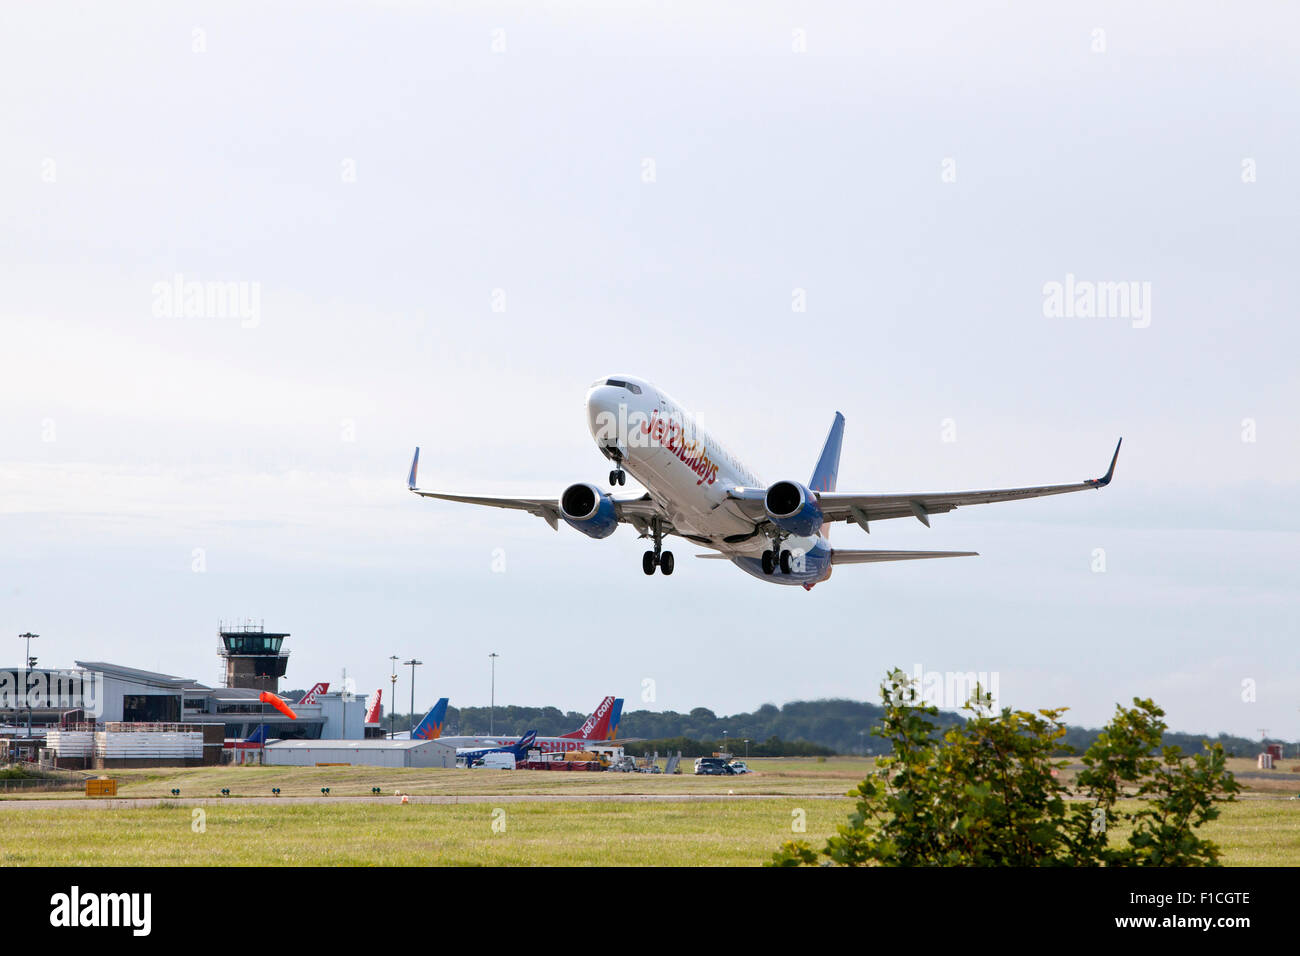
[18, 633, 38, 741]
[403, 659, 422, 736]
[388, 656, 399, 739]
[488, 652, 499, 734]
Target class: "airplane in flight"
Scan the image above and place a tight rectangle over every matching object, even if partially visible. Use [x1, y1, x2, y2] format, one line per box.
[409, 375, 1121, 590]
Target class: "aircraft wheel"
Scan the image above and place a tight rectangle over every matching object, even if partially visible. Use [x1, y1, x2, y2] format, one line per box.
[761, 550, 775, 575]
[660, 551, 674, 575]
[618, 470, 626, 486]
[610, 470, 619, 486]
[779, 549, 792, 574]
[642, 551, 658, 575]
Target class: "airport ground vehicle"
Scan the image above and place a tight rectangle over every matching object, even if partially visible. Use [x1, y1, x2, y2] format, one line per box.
[694, 757, 735, 775]
[469, 752, 516, 769]
[728, 760, 750, 774]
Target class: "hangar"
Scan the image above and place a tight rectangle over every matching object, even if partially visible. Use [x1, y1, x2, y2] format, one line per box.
[263, 738, 457, 768]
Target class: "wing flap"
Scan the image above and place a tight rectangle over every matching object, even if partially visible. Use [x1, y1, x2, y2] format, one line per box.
[830, 549, 979, 564]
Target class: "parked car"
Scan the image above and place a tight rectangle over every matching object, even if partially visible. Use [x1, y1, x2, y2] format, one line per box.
[693, 757, 735, 776]
[728, 760, 750, 774]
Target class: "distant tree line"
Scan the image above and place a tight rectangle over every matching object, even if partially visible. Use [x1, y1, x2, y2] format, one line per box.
[622, 736, 834, 758]
[376, 698, 1291, 758]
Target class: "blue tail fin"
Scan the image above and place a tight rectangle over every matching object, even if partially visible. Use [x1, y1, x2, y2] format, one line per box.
[412, 697, 450, 740]
[810, 413, 845, 493]
[245, 724, 269, 744]
[513, 730, 539, 756]
[607, 698, 624, 740]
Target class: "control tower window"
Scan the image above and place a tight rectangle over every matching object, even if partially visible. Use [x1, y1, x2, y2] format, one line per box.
[223, 634, 284, 655]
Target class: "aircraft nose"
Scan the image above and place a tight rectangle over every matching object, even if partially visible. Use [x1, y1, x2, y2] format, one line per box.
[586, 384, 621, 437]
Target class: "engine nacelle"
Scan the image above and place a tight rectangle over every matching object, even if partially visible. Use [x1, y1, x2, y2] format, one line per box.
[764, 480, 824, 536]
[559, 483, 619, 539]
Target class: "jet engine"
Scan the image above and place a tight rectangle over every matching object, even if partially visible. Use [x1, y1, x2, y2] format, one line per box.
[764, 480, 824, 536]
[559, 482, 619, 539]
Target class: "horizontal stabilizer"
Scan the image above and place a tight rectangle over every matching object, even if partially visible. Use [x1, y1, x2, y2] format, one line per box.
[830, 549, 979, 565]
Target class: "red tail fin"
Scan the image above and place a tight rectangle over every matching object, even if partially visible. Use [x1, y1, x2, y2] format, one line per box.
[561, 696, 616, 740]
[364, 689, 382, 725]
[297, 682, 329, 705]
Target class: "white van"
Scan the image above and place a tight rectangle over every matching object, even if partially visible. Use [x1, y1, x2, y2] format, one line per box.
[475, 752, 516, 770]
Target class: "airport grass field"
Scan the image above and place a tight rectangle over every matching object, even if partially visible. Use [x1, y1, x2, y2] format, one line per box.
[1, 758, 1298, 866]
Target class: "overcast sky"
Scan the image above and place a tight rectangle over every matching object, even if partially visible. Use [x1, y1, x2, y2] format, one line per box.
[2, 2, 1297, 739]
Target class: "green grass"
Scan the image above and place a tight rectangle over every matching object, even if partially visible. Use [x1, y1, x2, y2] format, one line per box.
[1, 756, 1295, 865]
[1184, 800, 1300, 866]
[0, 799, 856, 866]
[0, 757, 877, 801]
[1, 797, 1294, 866]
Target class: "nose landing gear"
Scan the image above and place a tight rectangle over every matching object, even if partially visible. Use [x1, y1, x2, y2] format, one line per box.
[606, 450, 627, 487]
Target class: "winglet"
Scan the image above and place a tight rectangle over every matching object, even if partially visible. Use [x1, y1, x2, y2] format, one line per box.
[1089, 438, 1122, 487]
[408, 447, 420, 490]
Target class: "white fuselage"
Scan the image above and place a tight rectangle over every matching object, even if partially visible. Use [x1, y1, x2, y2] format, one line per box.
[436, 735, 601, 753]
[585, 376, 826, 568]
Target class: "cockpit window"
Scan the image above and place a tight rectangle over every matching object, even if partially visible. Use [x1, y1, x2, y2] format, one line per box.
[606, 379, 641, 394]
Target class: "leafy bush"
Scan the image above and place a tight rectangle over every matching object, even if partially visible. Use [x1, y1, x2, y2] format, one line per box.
[771, 668, 1239, 867]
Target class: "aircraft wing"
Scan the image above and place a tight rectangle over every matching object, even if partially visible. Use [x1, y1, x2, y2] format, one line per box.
[407, 448, 667, 534]
[830, 550, 978, 564]
[726, 439, 1121, 532]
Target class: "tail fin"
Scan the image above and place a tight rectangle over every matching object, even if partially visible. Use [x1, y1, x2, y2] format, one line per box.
[245, 724, 269, 744]
[606, 698, 624, 740]
[810, 412, 845, 493]
[513, 730, 539, 755]
[562, 696, 616, 740]
[411, 697, 450, 740]
[364, 689, 382, 725]
[296, 682, 329, 705]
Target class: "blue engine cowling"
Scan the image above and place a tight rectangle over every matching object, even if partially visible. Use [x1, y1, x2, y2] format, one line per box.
[764, 480, 824, 536]
[560, 483, 619, 539]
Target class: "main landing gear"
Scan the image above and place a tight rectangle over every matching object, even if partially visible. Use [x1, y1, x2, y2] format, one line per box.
[643, 517, 674, 576]
[761, 533, 793, 576]
[609, 468, 626, 486]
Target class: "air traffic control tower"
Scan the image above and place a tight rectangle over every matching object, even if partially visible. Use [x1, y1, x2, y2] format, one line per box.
[218, 622, 290, 693]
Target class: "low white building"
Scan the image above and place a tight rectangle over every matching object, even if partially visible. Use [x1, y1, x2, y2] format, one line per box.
[263, 738, 457, 768]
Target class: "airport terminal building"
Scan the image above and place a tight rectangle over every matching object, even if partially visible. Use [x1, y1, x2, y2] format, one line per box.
[1, 625, 370, 766]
